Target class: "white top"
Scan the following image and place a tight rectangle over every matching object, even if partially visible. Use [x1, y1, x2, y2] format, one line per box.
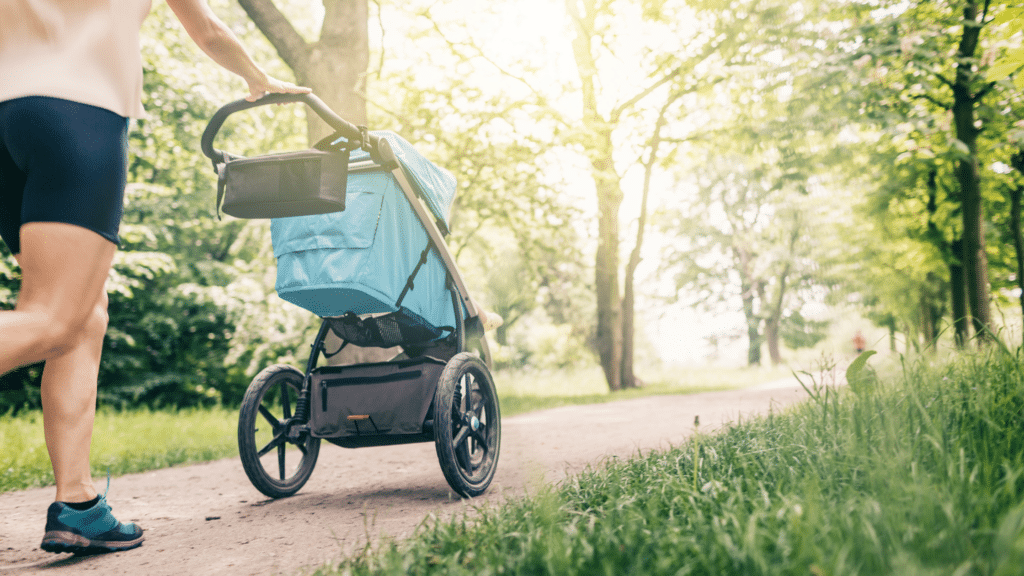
[0, 0, 153, 118]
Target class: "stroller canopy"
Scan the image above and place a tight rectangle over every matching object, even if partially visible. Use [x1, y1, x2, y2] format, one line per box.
[271, 131, 461, 337]
[349, 131, 457, 227]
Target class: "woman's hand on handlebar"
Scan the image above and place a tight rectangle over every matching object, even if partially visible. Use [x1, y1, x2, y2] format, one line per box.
[244, 72, 312, 102]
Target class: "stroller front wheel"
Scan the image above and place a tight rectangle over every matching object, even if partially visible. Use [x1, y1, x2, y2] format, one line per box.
[238, 364, 321, 498]
[433, 352, 501, 497]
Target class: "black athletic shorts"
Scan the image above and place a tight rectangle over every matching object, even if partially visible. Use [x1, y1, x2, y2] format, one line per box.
[0, 96, 128, 255]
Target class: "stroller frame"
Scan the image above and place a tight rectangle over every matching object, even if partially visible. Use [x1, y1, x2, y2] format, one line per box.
[202, 94, 501, 499]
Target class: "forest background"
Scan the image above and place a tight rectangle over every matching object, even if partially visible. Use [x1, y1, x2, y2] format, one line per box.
[1, 0, 1023, 412]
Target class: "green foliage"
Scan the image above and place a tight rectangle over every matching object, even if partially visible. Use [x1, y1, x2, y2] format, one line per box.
[320, 349, 1024, 576]
[367, 1, 592, 366]
[987, 6, 1024, 89]
[0, 406, 237, 493]
[780, 311, 829, 350]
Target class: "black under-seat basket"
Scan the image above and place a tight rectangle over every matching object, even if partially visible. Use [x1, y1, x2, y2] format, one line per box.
[309, 356, 446, 439]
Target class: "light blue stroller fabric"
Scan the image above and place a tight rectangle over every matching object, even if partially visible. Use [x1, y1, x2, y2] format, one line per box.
[271, 132, 458, 332]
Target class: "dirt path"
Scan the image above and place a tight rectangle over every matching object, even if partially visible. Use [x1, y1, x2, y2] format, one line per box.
[0, 378, 810, 575]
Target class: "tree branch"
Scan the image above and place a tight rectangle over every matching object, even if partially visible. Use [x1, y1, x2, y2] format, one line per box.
[973, 80, 997, 103]
[610, 64, 683, 123]
[912, 92, 952, 110]
[236, 0, 310, 75]
[931, 69, 955, 90]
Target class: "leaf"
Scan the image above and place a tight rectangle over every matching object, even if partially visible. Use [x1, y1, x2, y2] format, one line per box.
[846, 350, 877, 396]
[992, 7, 1024, 26]
[987, 60, 1024, 83]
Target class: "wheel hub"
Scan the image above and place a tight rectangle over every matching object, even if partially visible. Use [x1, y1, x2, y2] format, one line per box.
[469, 414, 481, 431]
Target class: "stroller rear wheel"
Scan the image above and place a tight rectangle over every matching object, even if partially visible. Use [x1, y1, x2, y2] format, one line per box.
[238, 364, 321, 498]
[433, 352, 501, 497]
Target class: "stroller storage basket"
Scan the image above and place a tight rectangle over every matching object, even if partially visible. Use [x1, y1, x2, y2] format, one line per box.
[271, 132, 458, 333]
[309, 356, 445, 438]
[217, 149, 349, 219]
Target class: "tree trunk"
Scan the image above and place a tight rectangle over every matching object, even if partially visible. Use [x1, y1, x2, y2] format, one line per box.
[764, 318, 781, 365]
[952, 0, 991, 342]
[735, 247, 761, 366]
[595, 165, 623, 390]
[950, 238, 969, 347]
[924, 167, 968, 347]
[744, 294, 762, 366]
[236, 0, 369, 141]
[764, 221, 797, 366]
[621, 97, 675, 389]
[620, 276, 636, 388]
[764, 271, 787, 366]
[566, 0, 622, 390]
[1011, 150, 1024, 323]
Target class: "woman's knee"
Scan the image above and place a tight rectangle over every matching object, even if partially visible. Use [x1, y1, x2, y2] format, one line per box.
[30, 294, 109, 356]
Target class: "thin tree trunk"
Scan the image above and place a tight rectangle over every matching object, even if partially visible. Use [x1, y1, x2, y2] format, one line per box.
[734, 247, 761, 366]
[744, 295, 762, 366]
[952, 0, 992, 342]
[764, 268, 787, 366]
[950, 238, 969, 347]
[764, 219, 798, 366]
[1011, 150, 1024, 323]
[621, 96, 678, 388]
[924, 167, 968, 346]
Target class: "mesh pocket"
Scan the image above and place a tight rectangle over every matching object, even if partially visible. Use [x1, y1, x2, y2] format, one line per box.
[327, 309, 452, 348]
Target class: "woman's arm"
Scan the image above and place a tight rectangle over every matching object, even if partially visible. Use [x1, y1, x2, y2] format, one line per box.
[164, 0, 310, 101]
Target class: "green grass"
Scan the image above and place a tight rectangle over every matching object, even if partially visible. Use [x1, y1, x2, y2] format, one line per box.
[314, 349, 1024, 576]
[0, 406, 238, 493]
[1, 363, 779, 494]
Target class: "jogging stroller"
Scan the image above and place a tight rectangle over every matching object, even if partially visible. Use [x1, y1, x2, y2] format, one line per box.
[201, 94, 500, 499]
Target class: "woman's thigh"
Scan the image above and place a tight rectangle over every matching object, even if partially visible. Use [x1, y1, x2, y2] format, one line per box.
[0, 96, 128, 255]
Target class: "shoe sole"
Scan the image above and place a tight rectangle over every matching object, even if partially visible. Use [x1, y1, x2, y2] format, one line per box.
[41, 530, 144, 555]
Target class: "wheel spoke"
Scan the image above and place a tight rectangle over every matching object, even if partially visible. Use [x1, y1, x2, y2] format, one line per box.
[258, 405, 281, 429]
[280, 382, 293, 419]
[257, 433, 285, 457]
[470, 395, 484, 415]
[470, 428, 488, 450]
[452, 425, 471, 450]
[278, 441, 287, 480]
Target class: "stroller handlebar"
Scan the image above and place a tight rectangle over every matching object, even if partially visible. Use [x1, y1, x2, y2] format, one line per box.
[200, 93, 387, 165]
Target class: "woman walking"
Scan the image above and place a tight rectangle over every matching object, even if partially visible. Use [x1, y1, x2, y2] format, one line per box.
[0, 0, 308, 554]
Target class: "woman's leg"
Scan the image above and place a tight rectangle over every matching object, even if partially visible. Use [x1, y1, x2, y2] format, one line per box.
[39, 291, 110, 504]
[0, 223, 116, 373]
[0, 222, 116, 502]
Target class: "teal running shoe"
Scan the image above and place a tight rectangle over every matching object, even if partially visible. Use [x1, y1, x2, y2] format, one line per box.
[40, 495, 144, 554]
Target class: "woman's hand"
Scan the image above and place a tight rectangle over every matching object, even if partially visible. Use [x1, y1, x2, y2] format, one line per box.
[245, 73, 311, 102]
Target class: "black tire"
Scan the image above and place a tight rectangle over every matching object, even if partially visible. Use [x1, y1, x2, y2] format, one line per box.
[433, 352, 501, 497]
[238, 364, 320, 498]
